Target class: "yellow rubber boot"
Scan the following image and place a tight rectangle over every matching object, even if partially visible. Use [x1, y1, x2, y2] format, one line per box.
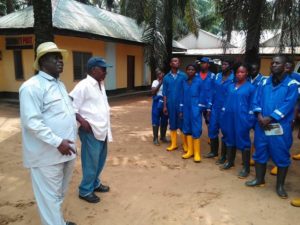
[270, 166, 278, 175]
[182, 135, 193, 159]
[166, 130, 178, 151]
[193, 138, 201, 163]
[292, 153, 300, 160]
[291, 198, 300, 207]
[181, 132, 188, 152]
[250, 145, 255, 166]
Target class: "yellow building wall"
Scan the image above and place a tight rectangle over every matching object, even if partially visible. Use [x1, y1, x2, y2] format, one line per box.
[0, 36, 5, 91]
[116, 43, 144, 89]
[0, 35, 35, 92]
[55, 35, 106, 91]
[0, 35, 146, 93]
[260, 57, 272, 76]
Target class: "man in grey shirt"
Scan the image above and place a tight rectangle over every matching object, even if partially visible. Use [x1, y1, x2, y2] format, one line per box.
[19, 42, 77, 225]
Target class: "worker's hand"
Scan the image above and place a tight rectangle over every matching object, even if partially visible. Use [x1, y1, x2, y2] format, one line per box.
[80, 119, 93, 133]
[179, 112, 183, 119]
[291, 119, 295, 130]
[260, 117, 272, 130]
[57, 139, 76, 156]
[257, 113, 263, 125]
[163, 106, 168, 115]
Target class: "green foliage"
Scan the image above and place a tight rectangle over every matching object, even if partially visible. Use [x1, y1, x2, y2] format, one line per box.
[120, 0, 201, 75]
[214, 0, 300, 61]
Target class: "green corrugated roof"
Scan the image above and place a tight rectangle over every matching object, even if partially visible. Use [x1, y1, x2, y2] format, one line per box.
[0, 0, 143, 43]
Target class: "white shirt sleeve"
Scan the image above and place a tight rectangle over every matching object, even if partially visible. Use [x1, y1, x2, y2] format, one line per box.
[69, 82, 86, 114]
[152, 80, 159, 88]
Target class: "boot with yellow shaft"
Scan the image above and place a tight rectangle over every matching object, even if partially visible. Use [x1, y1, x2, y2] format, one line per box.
[291, 198, 300, 207]
[181, 132, 188, 152]
[166, 130, 178, 151]
[270, 166, 278, 175]
[182, 135, 193, 159]
[193, 138, 201, 163]
[250, 145, 255, 166]
[292, 153, 300, 160]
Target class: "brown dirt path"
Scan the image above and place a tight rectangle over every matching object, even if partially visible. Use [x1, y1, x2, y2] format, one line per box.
[0, 96, 299, 225]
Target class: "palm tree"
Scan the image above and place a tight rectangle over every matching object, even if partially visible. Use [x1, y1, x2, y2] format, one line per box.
[272, 0, 300, 54]
[215, 0, 300, 64]
[214, 0, 271, 64]
[32, 0, 53, 51]
[120, 0, 199, 77]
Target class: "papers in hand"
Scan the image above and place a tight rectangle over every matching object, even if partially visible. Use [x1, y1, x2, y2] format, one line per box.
[264, 123, 283, 136]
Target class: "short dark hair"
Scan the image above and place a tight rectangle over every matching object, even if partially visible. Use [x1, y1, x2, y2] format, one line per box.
[222, 58, 233, 68]
[170, 57, 179, 62]
[286, 57, 295, 67]
[273, 55, 287, 64]
[186, 64, 197, 70]
[155, 67, 162, 75]
[250, 60, 261, 69]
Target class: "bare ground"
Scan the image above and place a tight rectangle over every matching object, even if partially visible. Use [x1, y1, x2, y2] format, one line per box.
[0, 96, 300, 225]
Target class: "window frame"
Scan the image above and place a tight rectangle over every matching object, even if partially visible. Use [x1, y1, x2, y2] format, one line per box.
[13, 50, 24, 81]
[73, 51, 92, 81]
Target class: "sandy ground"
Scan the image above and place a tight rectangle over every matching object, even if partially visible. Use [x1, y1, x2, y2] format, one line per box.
[0, 96, 300, 225]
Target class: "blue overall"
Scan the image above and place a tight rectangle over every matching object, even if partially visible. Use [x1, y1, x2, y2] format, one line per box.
[197, 71, 214, 124]
[208, 71, 234, 139]
[290, 72, 300, 83]
[180, 76, 209, 138]
[249, 73, 266, 129]
[162, 70, 187, 130]
[252, 75, 298, 167]
[220, 81, 255, 150]
[250, 73, 266, 87]
[152, 95, 168, 126]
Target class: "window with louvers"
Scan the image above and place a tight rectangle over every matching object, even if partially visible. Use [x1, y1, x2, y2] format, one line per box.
[73, 51, 92, 80]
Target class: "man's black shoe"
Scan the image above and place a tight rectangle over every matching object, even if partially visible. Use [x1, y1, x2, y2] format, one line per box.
[66, 222, 77, 225]
[79, 193, 100, 203]
[94, 184, 110, 193]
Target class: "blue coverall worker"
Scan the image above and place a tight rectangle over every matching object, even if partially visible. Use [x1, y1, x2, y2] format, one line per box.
[196, 57, 215, 147]
[248, 62, 266, 166]
[179, 64, 210, 162]
[206, 60, 234, 165]
[271, 61, 300, 174]
[151, 68, 168, 146]
[163, 57, 187, 151]
[245, 56, 299, 199]
[220, 65, 255, 177]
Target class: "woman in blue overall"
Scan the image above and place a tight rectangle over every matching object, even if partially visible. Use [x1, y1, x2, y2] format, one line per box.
[245, 55, 298, 199]
[163, 57, 187, 151]
[179, 64, 210, 162]
[151, 68, 168, 145]
[220, 64, 255, 177]
[206, 60, 234, 165]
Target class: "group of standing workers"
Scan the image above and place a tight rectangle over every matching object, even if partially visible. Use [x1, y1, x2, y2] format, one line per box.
[151, 55, 300, 206]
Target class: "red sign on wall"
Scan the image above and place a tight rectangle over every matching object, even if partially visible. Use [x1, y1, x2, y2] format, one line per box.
[6, 36, 33, 49]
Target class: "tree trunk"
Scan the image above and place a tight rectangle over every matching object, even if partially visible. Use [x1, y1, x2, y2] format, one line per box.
[163, 0, 173, 72]
[5, 0, 14, 13]
[245, 0, 266, 64]
[106, 0, 113, 11]
[32, 0, 54, 52]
